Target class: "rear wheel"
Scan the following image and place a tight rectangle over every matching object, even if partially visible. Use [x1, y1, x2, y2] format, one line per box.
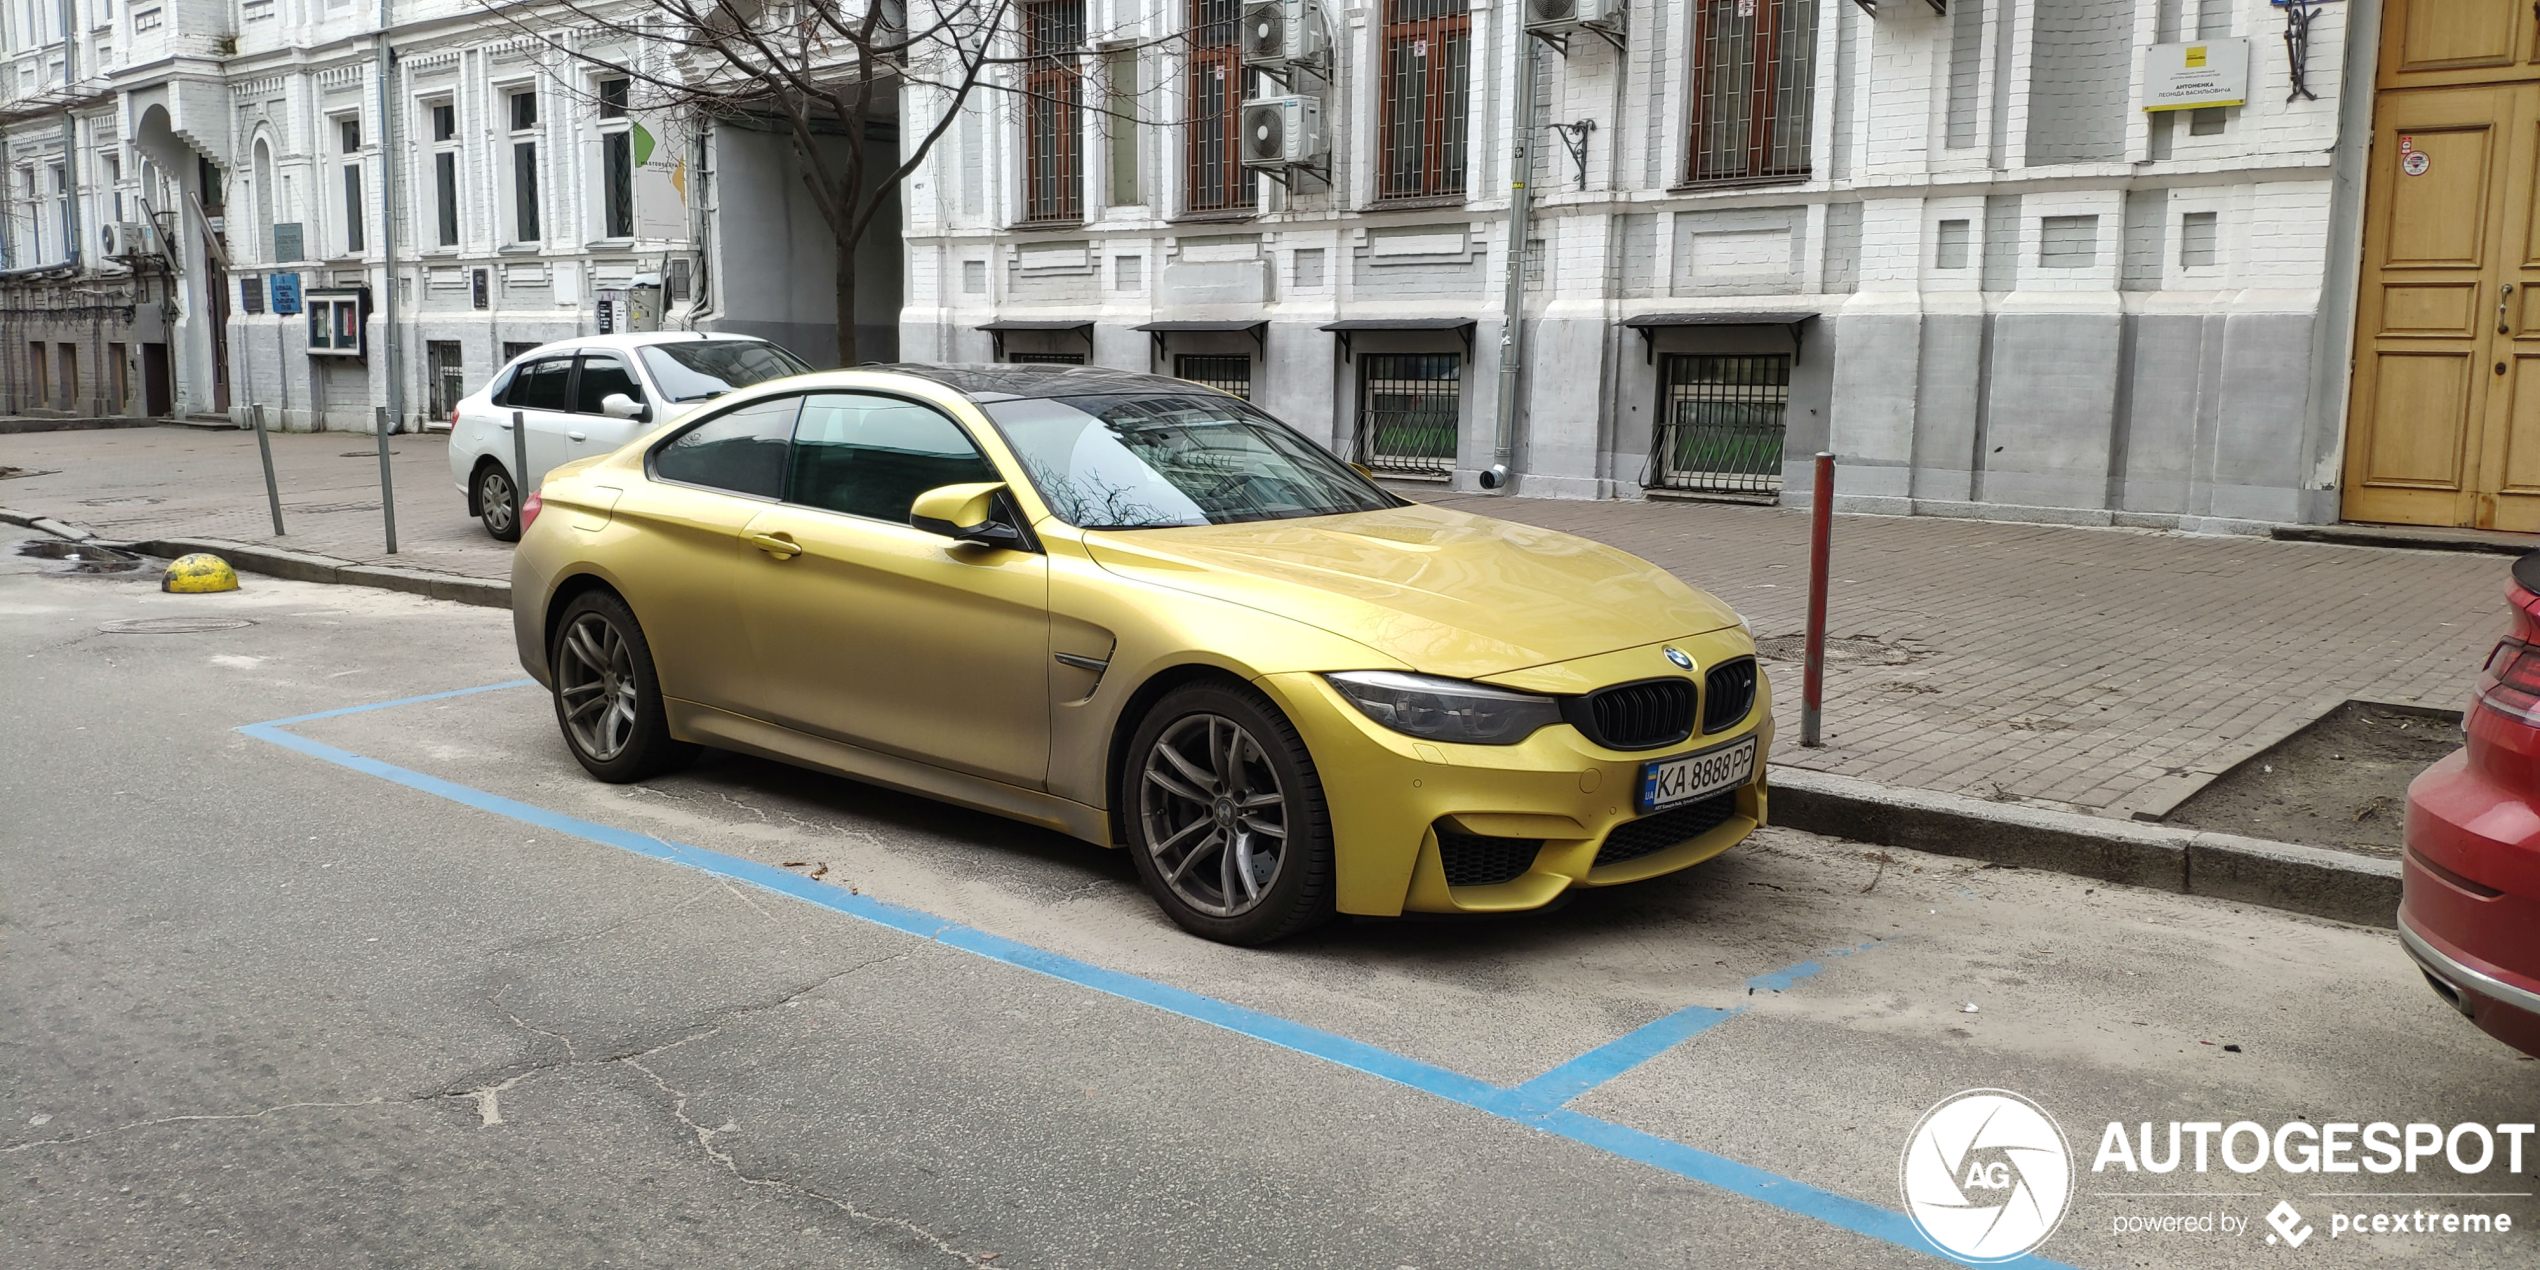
[477, 463, 521, 542]
[1124, 682, 1334, 945]
[550, 591, 695, 782]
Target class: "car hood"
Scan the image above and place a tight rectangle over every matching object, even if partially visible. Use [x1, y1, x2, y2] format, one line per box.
[1082, 502, 1739, 679]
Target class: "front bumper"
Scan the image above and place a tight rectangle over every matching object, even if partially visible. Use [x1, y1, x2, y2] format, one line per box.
[1258, 630, 1771, 917]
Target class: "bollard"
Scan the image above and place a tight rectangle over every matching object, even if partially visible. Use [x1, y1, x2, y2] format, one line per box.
[252, 404, 286, 536]
[374, 405, 399, 555]
[1801, 452, 1833, 748]
[511, 408, 530, 533]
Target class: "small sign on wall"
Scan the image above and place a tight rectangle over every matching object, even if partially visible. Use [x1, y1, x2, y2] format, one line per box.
[269, 271, 302, 315]
[2144, 39, 2250, 112]
[239, 275, 265, 315]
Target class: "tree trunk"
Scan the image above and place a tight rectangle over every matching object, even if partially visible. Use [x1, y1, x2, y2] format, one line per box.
[834, 227, 861, 368]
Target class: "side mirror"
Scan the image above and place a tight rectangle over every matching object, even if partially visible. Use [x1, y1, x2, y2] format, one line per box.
[601, 393, 649, 421]
[1349, 462, 1377, 481]
[910, 481, 1028, 549]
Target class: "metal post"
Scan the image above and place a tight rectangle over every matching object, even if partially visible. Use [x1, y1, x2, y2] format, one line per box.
[511, 408, 530, 517]
[1483, 34, 1540, 493]
[1801, 452, 1834, 748]
[252, 404, 285, 536]
[374, 405, 398, 554]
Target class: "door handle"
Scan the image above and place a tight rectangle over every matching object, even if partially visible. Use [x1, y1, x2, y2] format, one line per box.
[2504, 283, 2518, 336]
[567, 430, 587, 441]
[746, 532, 802, 559]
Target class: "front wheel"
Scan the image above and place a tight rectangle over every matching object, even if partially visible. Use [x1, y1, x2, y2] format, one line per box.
[550, 591, 696, 782]
[477, 463, 522, 542]
[1123, 682, 1334, 945]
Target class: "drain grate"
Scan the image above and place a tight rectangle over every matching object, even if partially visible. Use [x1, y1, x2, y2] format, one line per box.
[18, 541, 144, 573]
[99, 616, 257, 634]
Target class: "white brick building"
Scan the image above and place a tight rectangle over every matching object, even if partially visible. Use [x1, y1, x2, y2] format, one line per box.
[904, 0, 2372, 529]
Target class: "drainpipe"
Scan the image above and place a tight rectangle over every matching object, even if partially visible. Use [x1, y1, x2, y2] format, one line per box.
[374, 0, 402, 431]
[1482, 30, 1538, 492]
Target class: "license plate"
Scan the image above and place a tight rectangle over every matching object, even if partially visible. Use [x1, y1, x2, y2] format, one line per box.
[1639, 737, 1758, 813]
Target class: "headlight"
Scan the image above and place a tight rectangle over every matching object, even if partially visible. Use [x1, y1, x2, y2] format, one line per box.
[1324, 671, 1563, 746]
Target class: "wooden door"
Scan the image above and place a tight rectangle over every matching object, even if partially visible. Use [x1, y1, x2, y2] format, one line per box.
[2347, 1, 2540, 527]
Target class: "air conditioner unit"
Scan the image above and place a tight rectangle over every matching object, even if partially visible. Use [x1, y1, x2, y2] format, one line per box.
[1240, 94, 1326, 169]
[98, 221, 153, 258]
[1525, 0, 1622, 35]
[1240, 0, 1327, 69]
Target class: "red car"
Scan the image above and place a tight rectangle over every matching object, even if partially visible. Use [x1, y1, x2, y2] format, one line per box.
[2402, 552, 2540, 1058]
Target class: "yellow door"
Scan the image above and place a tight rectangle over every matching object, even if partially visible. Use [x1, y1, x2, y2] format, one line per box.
[2345, 1, 2540, 529]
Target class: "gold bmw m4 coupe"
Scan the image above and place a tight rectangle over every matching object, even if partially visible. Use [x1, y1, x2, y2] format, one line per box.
[512, 364, 1771, 945]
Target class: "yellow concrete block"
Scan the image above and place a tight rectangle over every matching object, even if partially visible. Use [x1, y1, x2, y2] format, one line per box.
[162, 553, 240, 594]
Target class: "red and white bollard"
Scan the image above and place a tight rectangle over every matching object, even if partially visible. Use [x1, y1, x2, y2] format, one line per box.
[1802, 452, 1833, 748]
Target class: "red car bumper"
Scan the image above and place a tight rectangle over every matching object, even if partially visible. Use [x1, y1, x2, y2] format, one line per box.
[2400, 745, 2540, 1058]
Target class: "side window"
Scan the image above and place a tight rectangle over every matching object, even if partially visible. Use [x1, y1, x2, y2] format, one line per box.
[574, 355, 642, 413]
[503, 357, 572, 410]
[653, 395, 800, 498]
[788, 394, 998, 524]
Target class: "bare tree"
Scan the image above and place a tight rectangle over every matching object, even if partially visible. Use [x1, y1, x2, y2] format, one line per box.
[482, 0, 1180, 366]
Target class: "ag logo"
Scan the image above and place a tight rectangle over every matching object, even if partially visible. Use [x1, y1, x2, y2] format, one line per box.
[2266, 1201, 2313, 1248]
[1900, 1089, 2074, 1263]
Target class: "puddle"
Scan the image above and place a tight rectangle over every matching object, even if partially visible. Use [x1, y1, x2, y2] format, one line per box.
[17, 540, 145, 574]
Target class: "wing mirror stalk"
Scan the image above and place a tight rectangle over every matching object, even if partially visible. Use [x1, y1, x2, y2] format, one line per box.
[910, 481, 1031, 550]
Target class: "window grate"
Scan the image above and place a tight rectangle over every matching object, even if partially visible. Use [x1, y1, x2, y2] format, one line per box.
[1378, 0, 1470, 202]
[1175, 354, 1251, 399]
[1186, 0, 1256, 215]
[1008, 351, 1086, 365]
[1651, 354, 1788, 494]
[1024, 0, 1087, 224]
[1356, 352, 1460, 477]
[1686, 0, 1817, 185]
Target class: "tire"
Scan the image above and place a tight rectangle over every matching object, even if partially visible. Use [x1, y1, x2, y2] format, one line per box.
[1122, 681, 1334, 946]
[477, 462, 522, 542]
[549, 591, 697, 782]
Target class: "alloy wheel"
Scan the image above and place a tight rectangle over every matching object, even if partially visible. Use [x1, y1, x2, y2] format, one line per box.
[480, 470, 517, 534]
[556, 612, 640, 762]
[1139, 713, 1289, 918]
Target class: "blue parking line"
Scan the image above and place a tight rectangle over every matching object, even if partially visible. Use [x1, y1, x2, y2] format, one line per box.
[238, 684, 2077, 1269]
[1508, 944, 1881, 1110]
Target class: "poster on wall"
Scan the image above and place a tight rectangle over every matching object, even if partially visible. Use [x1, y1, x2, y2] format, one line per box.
[631, 113, 691, 240]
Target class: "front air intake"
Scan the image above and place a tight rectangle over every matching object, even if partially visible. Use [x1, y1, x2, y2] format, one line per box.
[1704, 657, 1758, 733]
[1575, 678, 1697, 751]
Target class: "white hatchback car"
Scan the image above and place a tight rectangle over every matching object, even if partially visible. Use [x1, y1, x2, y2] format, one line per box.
[447, 332, 813, 540]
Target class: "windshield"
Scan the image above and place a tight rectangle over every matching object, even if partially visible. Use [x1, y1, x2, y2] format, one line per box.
[982, 393, 1399, 529]
[638, 340, 815, 402]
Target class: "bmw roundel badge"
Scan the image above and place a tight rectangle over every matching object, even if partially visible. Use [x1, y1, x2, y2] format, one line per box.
[1663, 646, 1694, 670]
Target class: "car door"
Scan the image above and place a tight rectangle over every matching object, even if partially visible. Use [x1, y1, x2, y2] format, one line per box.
[495, 353, 579, 488]
[613, 392, 803, 714]
[734, 391, 1051, 789]
[567, 351, 650, 458]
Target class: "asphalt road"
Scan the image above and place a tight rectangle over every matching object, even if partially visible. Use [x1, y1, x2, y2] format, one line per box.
[4, 525, 2536, 1269]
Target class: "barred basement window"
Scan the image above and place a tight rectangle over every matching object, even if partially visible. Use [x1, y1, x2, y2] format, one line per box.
[1009, 351, 1086, 365]
[1175, 354, 1251, 399]
[1186, 0, 1255, 215]
[1377, 0, 1469, 202]
[1356, 353, 1461, 477]
[1650, 355, 1788, 495]
[1024, 0, 1087, 224]
[1685, 0, 1817, 185]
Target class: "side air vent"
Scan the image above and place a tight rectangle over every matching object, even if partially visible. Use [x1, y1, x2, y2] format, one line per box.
[1437, 826, 1542, 887]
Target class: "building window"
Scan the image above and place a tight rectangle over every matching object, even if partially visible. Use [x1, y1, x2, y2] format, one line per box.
[1185, 0, 1254, 215]
[1105, 47, 1140, 207]
[596, 77, 634, 239]
[427, 341, 466, 417]
[1377, 0, 1469, 202]
[337, 118, 365, 255]
[103, 153, 123, 223]
[508, 89, 540, 243]
[1356, 352, 1460, 477]
[1008, 351, 1086, 365]
[1652, 354, 1789, 495]
[2179, 210, 2219, 269]
[429, 101, 459, 247]
[1175, 354, 1251, 399]
[1686, 0, 1818, 185]
[1023, 0, 1086, 224]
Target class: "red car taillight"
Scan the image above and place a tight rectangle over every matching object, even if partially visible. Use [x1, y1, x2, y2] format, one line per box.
[448, 406, 460, 427]
[2476, 585, 2540, 725]
[520, 489, 543, 531]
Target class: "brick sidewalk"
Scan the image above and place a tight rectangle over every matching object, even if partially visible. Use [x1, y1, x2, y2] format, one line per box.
[2, 426, 2510, 820]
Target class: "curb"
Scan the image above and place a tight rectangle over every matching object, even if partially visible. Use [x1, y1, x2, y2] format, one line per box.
[121, 537, 512, 609]
[1768, 767, 2402, 929]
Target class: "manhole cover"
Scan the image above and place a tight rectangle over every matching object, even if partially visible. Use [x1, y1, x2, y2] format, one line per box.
[99, 616, 257, 634]
[340, 451, 402, 458]
[79, 495, 166, 507]
[18, 541, 144, 573]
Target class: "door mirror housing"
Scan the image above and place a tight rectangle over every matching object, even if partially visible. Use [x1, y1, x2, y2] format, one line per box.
[601, 392, 650, 422]
[910, 482, 1028, 549]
